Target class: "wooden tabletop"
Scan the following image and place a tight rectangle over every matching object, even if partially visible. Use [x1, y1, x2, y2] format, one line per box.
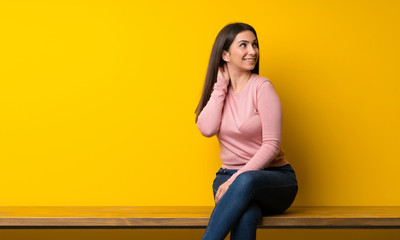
[0, 206, 399, 228]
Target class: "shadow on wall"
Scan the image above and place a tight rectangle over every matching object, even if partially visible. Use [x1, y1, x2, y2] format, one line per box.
[271, 70, 325, 206]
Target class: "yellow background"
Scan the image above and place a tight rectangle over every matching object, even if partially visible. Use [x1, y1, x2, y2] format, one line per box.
[0, 0, 399, 239]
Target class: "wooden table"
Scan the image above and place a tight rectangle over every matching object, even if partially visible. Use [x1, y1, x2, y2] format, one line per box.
[0, 206, 399, 229]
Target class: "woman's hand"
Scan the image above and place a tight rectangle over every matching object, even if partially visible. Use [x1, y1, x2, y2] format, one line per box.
[215, 180, 232, 204]
[217, 63, 230, 83]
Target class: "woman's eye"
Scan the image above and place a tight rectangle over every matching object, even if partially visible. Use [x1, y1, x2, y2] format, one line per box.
[240, 43, 258, 48]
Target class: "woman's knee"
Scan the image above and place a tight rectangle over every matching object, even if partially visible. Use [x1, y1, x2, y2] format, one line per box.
[231, 171, 259, 194]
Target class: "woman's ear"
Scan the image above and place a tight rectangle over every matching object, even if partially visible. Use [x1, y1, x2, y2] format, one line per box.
[222, 50, 230, 62]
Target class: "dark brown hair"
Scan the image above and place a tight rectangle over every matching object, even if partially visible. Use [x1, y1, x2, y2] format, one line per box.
[195, 22, 259, 123]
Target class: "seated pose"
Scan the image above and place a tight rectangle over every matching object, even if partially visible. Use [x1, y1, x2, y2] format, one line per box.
[195, 22, 298, 240]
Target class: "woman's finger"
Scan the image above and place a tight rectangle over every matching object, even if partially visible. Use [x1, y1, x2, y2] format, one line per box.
[215, 187, 226, 204]
[218, 190, 226, 203]
[217, 67, 224, 79]
[223, 64, 230, 80]
[215, 188, 222, 204]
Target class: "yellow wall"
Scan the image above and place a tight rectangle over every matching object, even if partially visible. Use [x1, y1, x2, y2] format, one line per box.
[1, 0, 399, 206]
[0, 0, 399, 238]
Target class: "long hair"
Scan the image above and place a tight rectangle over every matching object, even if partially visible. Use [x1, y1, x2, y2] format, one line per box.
[195, 22, 259, 123]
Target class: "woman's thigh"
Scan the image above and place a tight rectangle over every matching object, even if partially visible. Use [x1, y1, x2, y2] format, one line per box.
[255, 183, 298, 214]
[238, 168, 298, 214]
[213, 165, 298, 214]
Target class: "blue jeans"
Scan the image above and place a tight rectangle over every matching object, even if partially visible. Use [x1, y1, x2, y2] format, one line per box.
[201, 164, 298, 240]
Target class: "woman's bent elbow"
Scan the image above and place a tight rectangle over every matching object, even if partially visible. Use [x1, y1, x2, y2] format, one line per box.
[200, 130, 217, 137]
[197, 123, 218, 137]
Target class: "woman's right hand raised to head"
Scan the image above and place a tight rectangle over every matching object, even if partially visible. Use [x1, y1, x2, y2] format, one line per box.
[217, 63, 230, 84]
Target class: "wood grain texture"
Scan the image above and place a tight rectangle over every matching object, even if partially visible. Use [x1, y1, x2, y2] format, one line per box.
[0, 206, 399, 228]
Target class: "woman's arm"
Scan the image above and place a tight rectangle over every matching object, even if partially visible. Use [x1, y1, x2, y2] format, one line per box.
[227, 80, 282, 182]
[196, 66, 230, 137]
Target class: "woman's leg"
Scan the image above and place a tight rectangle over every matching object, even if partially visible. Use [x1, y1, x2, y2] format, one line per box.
[201, 165, 298, 240]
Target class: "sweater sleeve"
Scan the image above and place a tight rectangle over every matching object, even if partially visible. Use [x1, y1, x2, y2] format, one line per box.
[196, 77, 229, 137]
[227, 81, 282, 182]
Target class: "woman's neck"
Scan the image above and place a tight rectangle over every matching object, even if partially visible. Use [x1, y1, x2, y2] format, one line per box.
[228, 69, 252, 93]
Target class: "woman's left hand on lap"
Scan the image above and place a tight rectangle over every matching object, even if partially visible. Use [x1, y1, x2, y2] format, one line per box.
[215, 180, 232, 204]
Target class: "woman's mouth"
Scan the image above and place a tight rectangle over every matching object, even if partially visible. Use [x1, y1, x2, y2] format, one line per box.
[244, 58, 256, 63]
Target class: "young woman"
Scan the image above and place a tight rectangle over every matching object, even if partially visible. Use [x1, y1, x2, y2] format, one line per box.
[195, 23, 298, 240]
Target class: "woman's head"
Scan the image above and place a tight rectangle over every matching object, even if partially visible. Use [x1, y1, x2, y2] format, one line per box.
[211, 23, 259, 74]
[195, 23, 260, 122]
[221, 30, 259, 73]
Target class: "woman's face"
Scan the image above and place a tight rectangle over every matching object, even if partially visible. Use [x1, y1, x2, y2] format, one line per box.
[223, 30, 259, 72]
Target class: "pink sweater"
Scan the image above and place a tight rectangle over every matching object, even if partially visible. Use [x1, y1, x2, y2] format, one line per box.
[197, 73, 289, 182]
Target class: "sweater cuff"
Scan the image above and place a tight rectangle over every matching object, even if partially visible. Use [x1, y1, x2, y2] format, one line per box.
[217, 76, 229, 85]
[214, 76, 229, 90]
[210, 77, 228, 98]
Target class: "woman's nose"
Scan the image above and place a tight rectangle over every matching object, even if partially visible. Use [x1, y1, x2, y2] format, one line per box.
[248, 45, 256, 55]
